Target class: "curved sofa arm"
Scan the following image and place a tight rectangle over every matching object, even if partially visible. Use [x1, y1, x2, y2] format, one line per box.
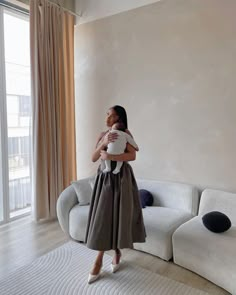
[56, 185, 78, 234]
[71, 175, 95, 205]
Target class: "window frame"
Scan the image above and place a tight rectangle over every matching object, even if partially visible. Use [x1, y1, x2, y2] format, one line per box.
[0, 5, 10, 225]
[0, 6, 31, 225]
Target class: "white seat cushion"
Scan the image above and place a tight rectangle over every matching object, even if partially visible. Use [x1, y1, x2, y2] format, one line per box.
[137, 179, 199, 215]
[69, 204, 90, 241]
[173, 216, 236, 294]
[199, 189, 236, 224]
[134, 207, 192, 260]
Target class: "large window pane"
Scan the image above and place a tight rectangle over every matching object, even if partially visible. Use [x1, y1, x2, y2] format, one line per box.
[4, 10, 32, 217]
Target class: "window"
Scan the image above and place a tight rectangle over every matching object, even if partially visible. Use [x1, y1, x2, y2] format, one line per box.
[0, 5, 32, 224]
[19, 95, 31, 117]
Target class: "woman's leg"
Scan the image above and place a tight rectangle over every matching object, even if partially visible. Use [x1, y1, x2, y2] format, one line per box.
[112, 248, 121, 265]
[90, 251, 104, 275]
[111, 248, 122, 273]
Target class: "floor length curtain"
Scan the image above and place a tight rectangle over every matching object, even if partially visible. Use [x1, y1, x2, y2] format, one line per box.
[30, 0, 76, 220]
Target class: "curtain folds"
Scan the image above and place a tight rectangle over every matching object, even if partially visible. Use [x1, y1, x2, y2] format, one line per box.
[30, 0, 76, 220]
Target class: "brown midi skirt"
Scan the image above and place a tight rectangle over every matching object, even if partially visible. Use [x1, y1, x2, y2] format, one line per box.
[85, 160, 146, 251]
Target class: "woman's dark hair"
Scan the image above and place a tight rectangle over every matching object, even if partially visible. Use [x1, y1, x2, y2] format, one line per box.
[111, 105, 128, 129]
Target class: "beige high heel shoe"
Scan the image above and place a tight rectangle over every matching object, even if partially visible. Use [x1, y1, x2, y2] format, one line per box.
[88, 263, 102, 284]
[111, 252, 122, 273]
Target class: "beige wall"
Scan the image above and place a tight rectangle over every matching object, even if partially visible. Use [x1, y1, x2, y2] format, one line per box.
[75, 0, 161, 24]
[74, 0, 236, 192]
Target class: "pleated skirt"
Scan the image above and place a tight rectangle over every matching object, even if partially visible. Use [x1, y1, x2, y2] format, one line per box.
[85, 160, 146, 251]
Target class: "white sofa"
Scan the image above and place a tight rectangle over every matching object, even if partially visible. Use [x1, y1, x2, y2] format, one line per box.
[133, 179, 199, 260]
[56, 176, 95, 242]
[173, 189, 236, 294]
[56, 177, 199, 261]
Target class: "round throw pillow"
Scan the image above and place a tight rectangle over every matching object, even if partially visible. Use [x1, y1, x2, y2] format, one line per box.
[139, 189, 154, 208]
[202, 211, 231, 233]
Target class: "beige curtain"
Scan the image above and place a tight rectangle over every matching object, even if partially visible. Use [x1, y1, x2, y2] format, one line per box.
[30, 0, 76, 220]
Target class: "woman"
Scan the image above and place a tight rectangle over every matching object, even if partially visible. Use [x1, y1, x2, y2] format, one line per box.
[85, 105, 146, 284]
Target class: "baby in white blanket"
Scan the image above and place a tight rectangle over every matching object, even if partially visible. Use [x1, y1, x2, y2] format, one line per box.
[103, 122, 139, 174]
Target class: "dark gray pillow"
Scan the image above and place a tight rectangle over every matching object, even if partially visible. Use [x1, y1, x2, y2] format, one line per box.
[202, 211, 231, 233]
[139, 189, 153, 208]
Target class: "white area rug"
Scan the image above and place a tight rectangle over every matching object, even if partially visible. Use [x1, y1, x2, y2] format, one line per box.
[0, 241, 209, 295]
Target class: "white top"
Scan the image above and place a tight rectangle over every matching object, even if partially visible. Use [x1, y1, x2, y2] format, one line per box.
[107, 130, 139, 155]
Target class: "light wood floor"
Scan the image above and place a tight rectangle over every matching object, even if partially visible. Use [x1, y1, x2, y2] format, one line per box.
[0, 216, 229, 294]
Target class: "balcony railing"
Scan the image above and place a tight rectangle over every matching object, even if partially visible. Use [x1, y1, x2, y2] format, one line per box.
[9, 176, 31, 213]
[8, 153, 32, 215]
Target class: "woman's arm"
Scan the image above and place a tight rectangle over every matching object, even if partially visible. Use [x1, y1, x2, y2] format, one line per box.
[100, 129, 137, 161]
[126, 133, 139, 151]
[92, 141, 106, 162]
[92, 131, 118, 162]
[100, 143, 136, 162]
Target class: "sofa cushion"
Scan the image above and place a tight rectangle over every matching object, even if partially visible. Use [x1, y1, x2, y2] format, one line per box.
[139, 189, 154, 208]
[173, 216, 236, 294]
[199, 189, 236, 224]
[134, 207, 192, 260]
[71, 178, 94, 205]
[136, 179, 199, 215]
[202, 211, 231, 233]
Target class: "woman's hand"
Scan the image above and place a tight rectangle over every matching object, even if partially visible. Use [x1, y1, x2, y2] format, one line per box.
[100, 143, 136, 162]
[102, 131, 119, 147]
[92, 131, 118, 162]
[100, 150, 111, 160]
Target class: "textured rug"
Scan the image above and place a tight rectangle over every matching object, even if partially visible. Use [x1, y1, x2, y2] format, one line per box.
[0, 241, 209, 295]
